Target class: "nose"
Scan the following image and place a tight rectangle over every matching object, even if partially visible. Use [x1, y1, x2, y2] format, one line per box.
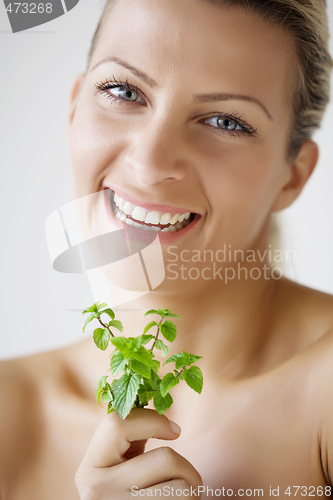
[124, 116, 188, 186]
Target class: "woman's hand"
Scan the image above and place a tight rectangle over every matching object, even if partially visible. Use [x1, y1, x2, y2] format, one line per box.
[75, 408, 203, 499]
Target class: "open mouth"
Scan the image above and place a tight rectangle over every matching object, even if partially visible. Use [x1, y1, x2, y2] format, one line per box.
[109, 189, 196, 233]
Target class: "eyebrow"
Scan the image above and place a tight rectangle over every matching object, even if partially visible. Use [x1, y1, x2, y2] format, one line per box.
[90, 56, 158, 88]
[193, 93, 273, 121]
[91, 56, 273, 121]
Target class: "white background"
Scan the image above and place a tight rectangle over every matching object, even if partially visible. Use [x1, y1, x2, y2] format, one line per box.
[0, 0, 333, 359]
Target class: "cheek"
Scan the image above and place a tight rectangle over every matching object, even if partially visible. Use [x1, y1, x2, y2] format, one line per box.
[196, 136, 287, 245]
[69, 99, 127, 197]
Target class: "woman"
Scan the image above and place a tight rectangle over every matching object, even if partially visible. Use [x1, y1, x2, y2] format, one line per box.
[1, 0, 333, 498]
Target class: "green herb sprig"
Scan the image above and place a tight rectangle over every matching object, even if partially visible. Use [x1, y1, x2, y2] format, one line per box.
[82, 302, 203, 419]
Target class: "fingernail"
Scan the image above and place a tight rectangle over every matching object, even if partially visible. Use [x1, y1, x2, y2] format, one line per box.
[169, 420, 181, 435]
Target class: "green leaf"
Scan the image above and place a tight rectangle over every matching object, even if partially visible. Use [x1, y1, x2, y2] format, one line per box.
[83, 302, 107, 314]
[82, 313, 97, 332]
[111, 336, 130, 352]
[160, 373, 179, 397]
[133, 334, 154, 347]
[101, 383, 113, 403]
[97, 375, 108, 389]
[112, 372, 141, 419]
[164, 351, 202, 369]
[183, 366, 203, 394]
[93, 328, 110, 351]
[107, 401, 115, 414]
[100, 308, 115, 320]
[154, 392, 173, 415]
[160, 320, 177, 342]
[128, 359, 152, 378]
[108, 320, 123, 332]
[110, 351, 127, 376]
[143, 321, 158, 334]
[151, 359, 160, 373]
[144, 371, 161, 391]
[164, 313, 183, 320]
[131, 346, 155, 367]
[155, 339, 169, 357]
[181, 351, 202, 366]
[164, 353, 183, 366]
[144, 309, 159, 316]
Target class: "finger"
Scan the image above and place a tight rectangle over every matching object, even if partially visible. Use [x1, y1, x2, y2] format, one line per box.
[81, 408, 181, 468]
[109, 447, 203, 491]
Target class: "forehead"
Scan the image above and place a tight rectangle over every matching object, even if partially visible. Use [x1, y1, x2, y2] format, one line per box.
[93, 0, 296, 115]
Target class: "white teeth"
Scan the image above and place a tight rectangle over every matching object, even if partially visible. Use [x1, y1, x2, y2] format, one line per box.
[112, 191, 192, 232]
[123, 201, 134, 216]
[170, 213, 180, 225]
[145, 211, 161, 225]
[160, 213, 171, 225]
[132, 206, 147, 222]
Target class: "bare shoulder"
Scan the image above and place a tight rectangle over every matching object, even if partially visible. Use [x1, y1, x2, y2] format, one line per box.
[0, 353, 50, 489]
[275, 276, 333, 349]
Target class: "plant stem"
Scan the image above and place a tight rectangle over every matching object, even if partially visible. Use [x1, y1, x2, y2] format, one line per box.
[98, 316, 115, 338]
[150, 324, 160, 352]
[175, 366, 188, 378]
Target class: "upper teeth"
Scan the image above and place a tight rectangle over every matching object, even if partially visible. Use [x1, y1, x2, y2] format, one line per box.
[113, 192, 191, 226]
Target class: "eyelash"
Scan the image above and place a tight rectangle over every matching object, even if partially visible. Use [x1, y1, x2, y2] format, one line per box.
[94, 77, 258, 137]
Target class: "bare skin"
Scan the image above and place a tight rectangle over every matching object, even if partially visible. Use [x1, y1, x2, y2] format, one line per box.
[1, 0, 332, 498]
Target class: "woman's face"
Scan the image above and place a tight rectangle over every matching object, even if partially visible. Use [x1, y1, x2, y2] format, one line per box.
[69, 0, 296, 261]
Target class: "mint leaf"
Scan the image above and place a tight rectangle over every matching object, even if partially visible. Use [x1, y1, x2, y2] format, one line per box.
[97, 376, 108, 389]
[101, 383, 113, 403]
[164, 353, 183, 366]
[144, 309, 159, 316]
[151, 359, 160, 373]
[110, 351, 127, 376]
[144, 371, 161, 391]
[160, 320, 177, 342]
[181, 351, 202, 366]
[108, 320, 123, 332]
[107, 402, 115, 414]
[110, 336, 130, 352]
[82, 313, 97, 332]
[154, 392, 173, 415]
[160, 373, 179, 397]
[93, 328, 110, 351]
[183, 366, 203, 394]
[100, 308, 115, 320]
[128, 359, 152, 378]
[155, 339, 169, 357]
[112, 372, 141, 419]
[133, 334, 154, 347]
[131, 346, 155, 367]
[164, 351, 202, 369]
[143, 321, 158, 334]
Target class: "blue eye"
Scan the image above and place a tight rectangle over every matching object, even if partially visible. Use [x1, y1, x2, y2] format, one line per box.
[94, 79, 146, 105]
[205, 115, 242, 131]
[110, 86, 139, 102]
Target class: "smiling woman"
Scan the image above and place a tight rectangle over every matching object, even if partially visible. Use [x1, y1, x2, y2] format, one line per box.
[1, 0, 333, 499]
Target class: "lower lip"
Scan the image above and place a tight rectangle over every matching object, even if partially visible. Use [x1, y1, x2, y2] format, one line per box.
[103, 189, 201, 244]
